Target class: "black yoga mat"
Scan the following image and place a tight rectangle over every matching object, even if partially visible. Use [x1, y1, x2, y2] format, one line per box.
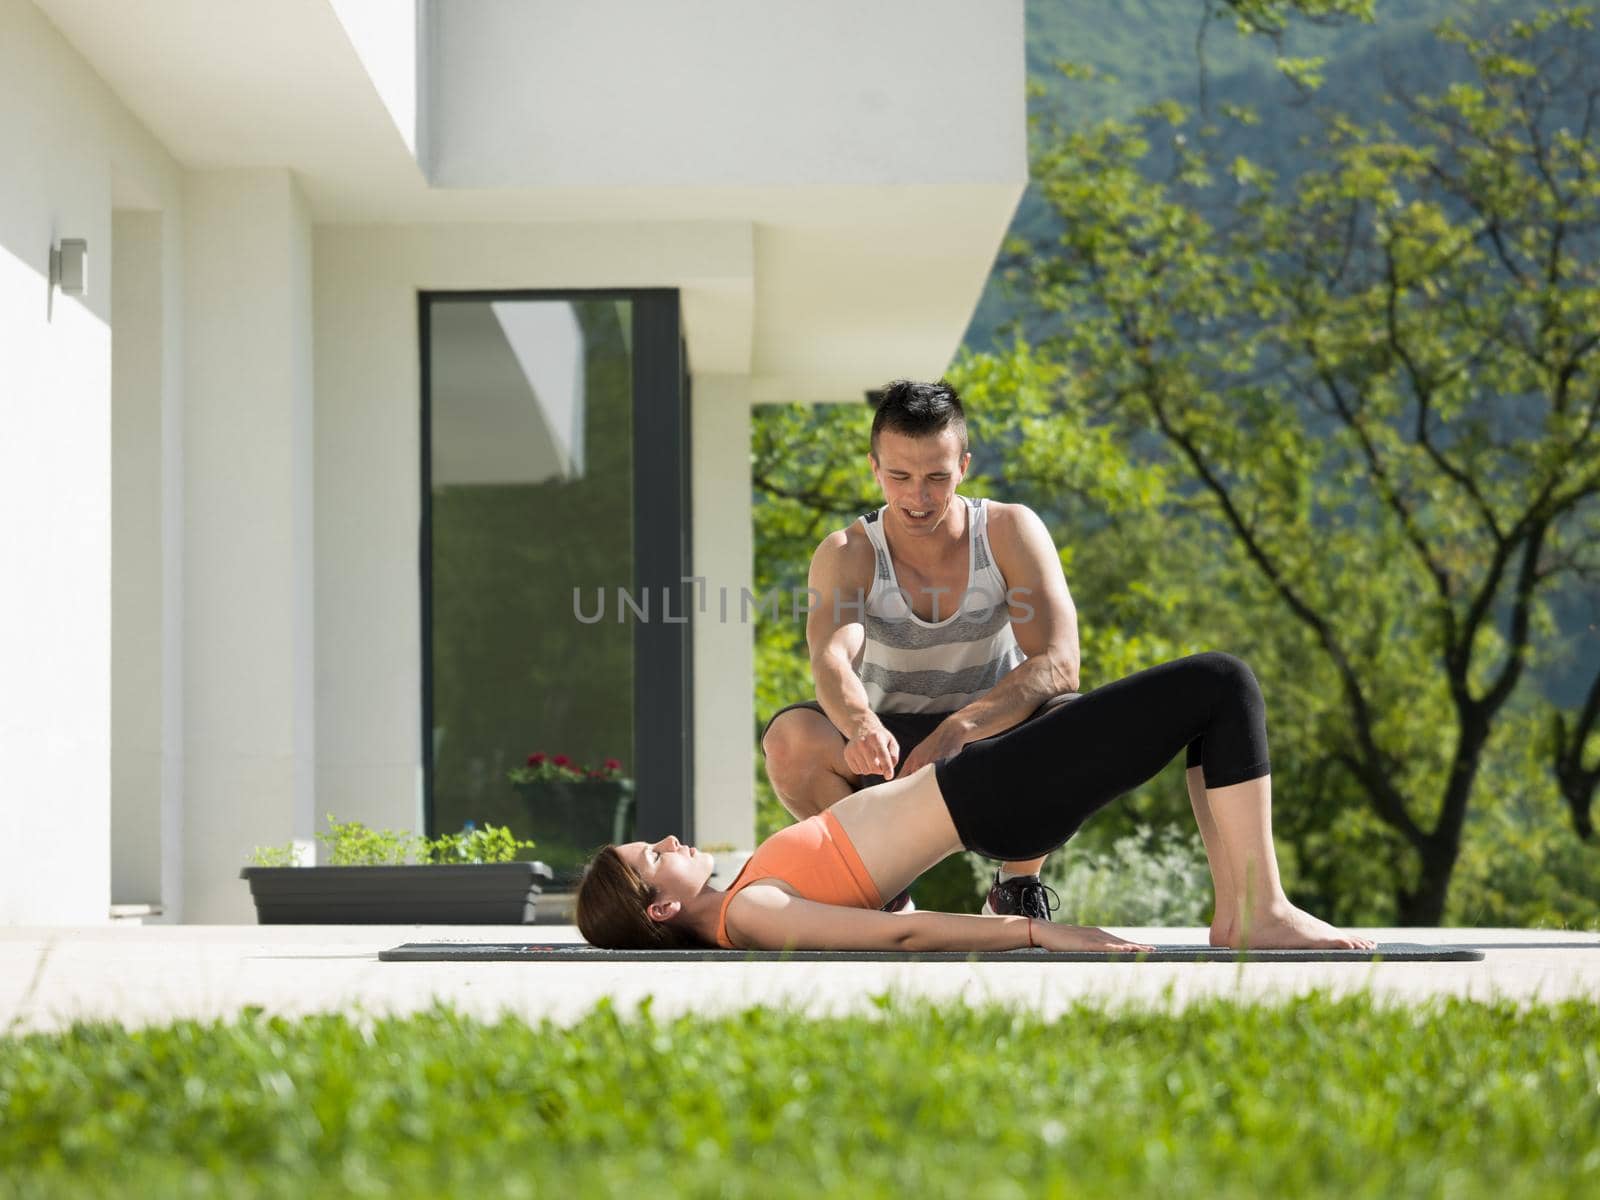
[379, 942, 1484, 963]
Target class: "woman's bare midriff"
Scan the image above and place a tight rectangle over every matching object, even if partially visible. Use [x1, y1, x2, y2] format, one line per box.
[827, 764, 963, 901]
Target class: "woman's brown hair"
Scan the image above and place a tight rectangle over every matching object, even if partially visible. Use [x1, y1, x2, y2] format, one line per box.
[575, 845, 709, 950]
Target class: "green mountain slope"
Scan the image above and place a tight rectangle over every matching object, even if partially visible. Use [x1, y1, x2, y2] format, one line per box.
[969, 0, 1495, 351]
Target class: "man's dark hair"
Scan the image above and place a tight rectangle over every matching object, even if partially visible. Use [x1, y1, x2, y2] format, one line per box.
[869, 379, 968, 456]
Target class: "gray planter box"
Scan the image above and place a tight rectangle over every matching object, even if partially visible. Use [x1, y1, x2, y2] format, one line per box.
[240, 862, 553, 924]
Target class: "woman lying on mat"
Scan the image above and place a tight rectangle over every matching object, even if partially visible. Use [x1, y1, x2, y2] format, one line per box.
[576, 653, 1375, 954]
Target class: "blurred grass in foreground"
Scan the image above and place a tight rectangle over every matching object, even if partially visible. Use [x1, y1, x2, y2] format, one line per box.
[3, 992, 1597, 1198]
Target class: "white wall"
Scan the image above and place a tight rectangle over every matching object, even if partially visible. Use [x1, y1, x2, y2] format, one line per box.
[0, 0, 184, 924]
[5, 0, 1011, 927]
[314, 221, 756, 845]
[429, 0, 1024, 189]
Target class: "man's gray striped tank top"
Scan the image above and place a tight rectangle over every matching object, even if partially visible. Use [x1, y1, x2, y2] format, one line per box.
[858, 496, 1025, 714]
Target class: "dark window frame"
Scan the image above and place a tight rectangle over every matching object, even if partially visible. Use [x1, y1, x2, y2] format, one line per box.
[419, 289, 693, 846]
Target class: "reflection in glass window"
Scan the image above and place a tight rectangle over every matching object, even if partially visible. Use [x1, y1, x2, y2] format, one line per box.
[427, 299, 635, 876]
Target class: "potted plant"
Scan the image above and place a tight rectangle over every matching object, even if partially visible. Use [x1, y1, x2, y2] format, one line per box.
[240, 815, 552, 924]
[507, 753, 634, 886]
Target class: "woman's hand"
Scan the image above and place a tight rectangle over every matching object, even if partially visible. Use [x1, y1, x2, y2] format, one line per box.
[1032, 922, 1157, 954]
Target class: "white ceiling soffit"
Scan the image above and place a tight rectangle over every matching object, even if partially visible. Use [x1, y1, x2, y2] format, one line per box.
[32, 0, 425, 187]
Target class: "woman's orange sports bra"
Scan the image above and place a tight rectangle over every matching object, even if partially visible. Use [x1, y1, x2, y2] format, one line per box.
[715, 810, 883, 949]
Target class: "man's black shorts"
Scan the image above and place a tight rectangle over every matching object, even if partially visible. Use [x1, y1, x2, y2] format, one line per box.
[760, 693, 1079, 789]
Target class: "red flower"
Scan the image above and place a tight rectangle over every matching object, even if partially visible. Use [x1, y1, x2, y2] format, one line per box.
[526, 752, 547, 766]
[587, 768, 605, 778]
[552, 754, 572, 767]
[604, 758, 622, 772]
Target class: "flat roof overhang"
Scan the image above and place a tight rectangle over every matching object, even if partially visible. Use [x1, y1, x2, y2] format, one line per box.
[32, 0, 1026, 397]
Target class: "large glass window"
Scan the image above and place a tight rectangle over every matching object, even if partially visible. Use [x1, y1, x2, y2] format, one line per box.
[423, 294, 686, 880]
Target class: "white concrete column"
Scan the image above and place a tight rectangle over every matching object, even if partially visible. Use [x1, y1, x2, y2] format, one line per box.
[690, 375, 755, 851]
[181, 170, 315, 922]
[111, 208, 166, 907]
[158, 199, 187, 924]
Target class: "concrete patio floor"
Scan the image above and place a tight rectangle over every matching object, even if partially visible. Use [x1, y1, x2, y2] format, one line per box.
[2, 926, 1596, 1035]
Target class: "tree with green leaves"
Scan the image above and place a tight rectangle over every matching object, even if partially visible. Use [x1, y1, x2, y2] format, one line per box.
[1013, 3, 1600, 923]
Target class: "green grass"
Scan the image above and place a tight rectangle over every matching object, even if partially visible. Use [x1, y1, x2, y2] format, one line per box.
[3, 993, 1597, 1198]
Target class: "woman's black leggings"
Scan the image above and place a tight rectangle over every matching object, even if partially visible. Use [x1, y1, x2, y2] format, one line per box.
[933, 652, 1271, 861]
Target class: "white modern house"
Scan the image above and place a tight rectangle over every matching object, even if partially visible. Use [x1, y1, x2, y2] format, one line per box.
[1, 0, 1025, 924]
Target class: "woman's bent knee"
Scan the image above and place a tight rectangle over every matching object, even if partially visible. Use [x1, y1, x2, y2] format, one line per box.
[1193, 651, 1261, 699]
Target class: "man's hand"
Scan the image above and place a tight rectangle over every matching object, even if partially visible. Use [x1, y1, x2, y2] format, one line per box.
[898, 717, 974, 777]
[843, 720, 900, 780]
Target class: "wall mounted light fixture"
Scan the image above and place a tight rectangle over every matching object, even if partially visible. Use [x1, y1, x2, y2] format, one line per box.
[50, 239, 88, 296]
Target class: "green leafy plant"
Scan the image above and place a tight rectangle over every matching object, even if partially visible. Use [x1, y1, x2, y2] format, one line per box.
[507, 752, 628, 785]
[317, 815, 419, 866]
[246, 815, 535, 867]
[244, 844, 299, 868]
[420, 823, 537, 865]
[1042, 824, 1214, 926]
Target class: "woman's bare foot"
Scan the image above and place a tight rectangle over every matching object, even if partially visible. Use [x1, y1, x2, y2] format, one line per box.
[1220, 902, 1377, 951]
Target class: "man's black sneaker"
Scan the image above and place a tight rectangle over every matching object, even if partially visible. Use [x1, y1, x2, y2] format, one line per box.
[882, 889, 917, 913]
[981, 872, 1057, 920]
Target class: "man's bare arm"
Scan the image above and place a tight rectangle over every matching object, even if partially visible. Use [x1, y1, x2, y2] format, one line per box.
[956, 503, 1079, 735]
[806, 532, 899, 778]
[898, 505, 1079, 773]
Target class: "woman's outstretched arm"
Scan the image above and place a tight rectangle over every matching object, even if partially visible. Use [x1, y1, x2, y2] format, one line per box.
[724, 885, 1153, 953]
